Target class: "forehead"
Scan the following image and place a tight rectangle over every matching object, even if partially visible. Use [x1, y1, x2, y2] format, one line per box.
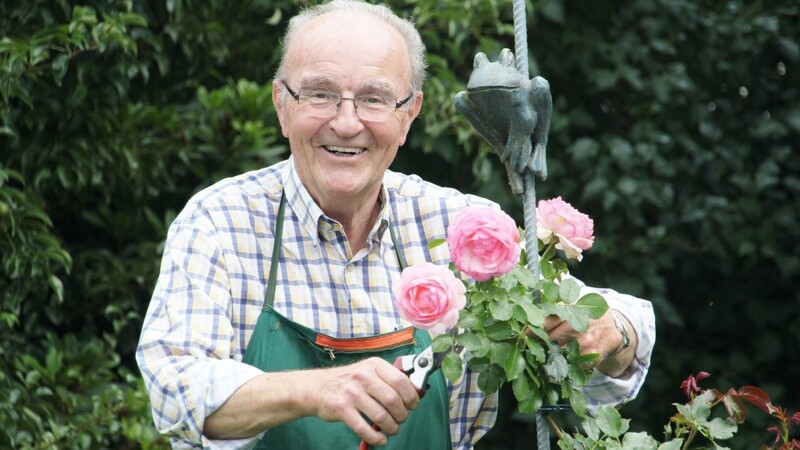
[285, 11, 412, 90]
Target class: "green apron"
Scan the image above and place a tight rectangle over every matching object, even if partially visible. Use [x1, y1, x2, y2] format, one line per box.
[242, 193, 452, 449]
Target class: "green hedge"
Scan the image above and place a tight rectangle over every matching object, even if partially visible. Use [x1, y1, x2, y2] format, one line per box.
[2, 1, 797, 448]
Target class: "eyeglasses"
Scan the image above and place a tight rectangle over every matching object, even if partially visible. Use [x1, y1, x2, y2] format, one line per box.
[280, 81, 414, 123]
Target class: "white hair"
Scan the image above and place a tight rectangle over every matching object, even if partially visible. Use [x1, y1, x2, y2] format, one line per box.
[274, 0, 427, 93]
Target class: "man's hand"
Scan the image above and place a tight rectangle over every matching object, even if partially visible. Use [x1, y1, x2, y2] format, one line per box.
[204, 357, 420, 446]
[308, 357, 421, 446]
[544, 310, 637, 377]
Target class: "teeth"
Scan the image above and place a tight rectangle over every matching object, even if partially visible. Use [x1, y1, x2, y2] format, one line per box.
[327, 146, 363, 154]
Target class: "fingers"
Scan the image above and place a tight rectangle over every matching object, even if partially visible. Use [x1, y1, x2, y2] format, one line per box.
[310, 358, 420, 446]
[545, 312, 620, 357]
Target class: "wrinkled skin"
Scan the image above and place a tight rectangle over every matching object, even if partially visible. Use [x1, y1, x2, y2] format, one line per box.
[455, 48, 552, 195]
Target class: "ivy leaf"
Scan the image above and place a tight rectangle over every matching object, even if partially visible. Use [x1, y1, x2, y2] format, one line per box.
[441, 351, 463, 383]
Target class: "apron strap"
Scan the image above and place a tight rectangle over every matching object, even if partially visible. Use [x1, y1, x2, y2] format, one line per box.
[265, 191, 286, 308]
[264, 190, 405, 308]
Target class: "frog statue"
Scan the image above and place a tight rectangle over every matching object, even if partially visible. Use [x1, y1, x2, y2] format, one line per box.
[455, 48, 552, 195]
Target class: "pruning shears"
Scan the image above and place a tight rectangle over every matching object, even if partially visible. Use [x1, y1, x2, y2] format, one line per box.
[358, 343, 463, 450]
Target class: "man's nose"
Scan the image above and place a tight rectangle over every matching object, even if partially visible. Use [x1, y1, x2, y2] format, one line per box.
[329, 98, 365, 135]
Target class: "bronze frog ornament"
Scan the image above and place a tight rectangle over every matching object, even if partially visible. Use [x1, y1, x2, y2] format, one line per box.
[455, 48, 552, 195]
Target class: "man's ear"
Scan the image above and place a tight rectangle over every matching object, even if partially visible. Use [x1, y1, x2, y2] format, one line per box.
[272, 82, 289, 138]
[398, 91, 423, 147]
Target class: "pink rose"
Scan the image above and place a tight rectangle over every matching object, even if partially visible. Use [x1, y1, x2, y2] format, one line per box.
[536, 197, 594, 261]
[395, 262, 466, 335]
[446, 207, 521, 282]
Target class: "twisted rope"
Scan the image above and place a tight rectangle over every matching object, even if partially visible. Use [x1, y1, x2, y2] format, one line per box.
[512, 0, 549, 449]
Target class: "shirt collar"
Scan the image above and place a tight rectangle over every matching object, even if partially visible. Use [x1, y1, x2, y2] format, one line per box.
[282, 157, 391, 248]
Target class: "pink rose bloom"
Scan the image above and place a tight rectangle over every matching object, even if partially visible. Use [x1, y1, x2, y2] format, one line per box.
[447, 207, 521, 282]
[395, 262, 466, 335]
[536, 197, 594, 261]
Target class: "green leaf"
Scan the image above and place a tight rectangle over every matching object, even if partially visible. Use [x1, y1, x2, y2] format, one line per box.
[543, 342, 569, 382]
[476, 364, 504, 394]
[594, 405, 629, 438]
[51, 54, 70, 86]
[577, 293, 609, 319]
[484, 321, 514, 340]
[559, 277, 581, 304]
[431, 334, 454, 352]
[489, 298, 514, 320]
[441, 351, 463, 383]
[621, 432, 659, 450]
[455, 332, 482, 352]
[544, 294, 608, 333]
[510, 265, 538, 289]
[457, 310, 481, 328]
[706, 417, 737, 440]
[489, 340, 513, 366]
[517, 382, 543, 413]
[511, 372, 530, 401]
[428, 238, 446, 249]
[515, 301, 545, 327]
[658, 439, 684, 450]
[524, 337, 546, 363]
[503, 344, 526, 381]
[540, 279, 560, 302]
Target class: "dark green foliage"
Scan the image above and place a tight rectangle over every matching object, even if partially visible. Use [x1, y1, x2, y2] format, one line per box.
[1, 0, 797, 448]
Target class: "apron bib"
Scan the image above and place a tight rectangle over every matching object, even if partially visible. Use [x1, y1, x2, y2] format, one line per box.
[242, 193, 452, 449]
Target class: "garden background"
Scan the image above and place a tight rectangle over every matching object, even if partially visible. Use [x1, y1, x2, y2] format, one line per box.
[2, 0, 798, 448]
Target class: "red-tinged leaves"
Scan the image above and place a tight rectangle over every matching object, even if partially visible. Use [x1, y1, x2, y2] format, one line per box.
[680, 371, 712, 399]
[720, 388, 747, 423]
[790, 412, 800, 425]
[738, 386, 774, 414]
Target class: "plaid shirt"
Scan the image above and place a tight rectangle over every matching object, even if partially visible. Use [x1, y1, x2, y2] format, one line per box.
[136, 158, 655, 449]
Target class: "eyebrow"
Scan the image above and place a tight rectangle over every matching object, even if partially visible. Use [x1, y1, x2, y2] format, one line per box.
[296, 76, 398, 96]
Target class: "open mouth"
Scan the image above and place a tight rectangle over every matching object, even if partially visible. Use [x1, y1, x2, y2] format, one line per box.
[324, 145, 365, 155]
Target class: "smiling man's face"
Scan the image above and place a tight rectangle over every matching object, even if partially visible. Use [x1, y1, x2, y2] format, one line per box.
[274, 10, 421, 212]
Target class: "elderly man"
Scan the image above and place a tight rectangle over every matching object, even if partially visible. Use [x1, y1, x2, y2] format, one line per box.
[136, 1, 655, 449]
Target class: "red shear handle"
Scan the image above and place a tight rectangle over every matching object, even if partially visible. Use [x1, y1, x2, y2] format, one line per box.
[358, 424, 383, 450]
